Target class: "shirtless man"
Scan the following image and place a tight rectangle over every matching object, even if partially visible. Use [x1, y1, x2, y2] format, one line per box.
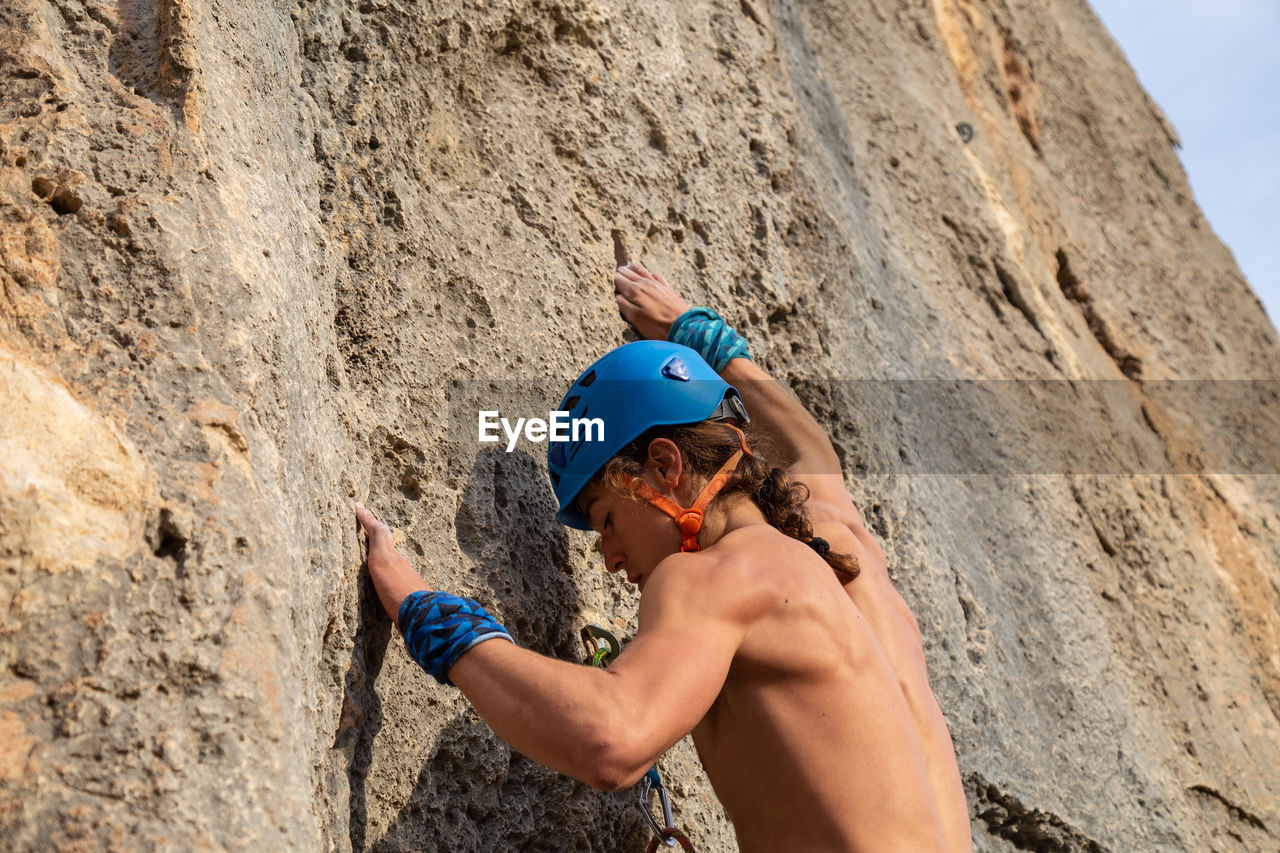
[355, 262, 971, 851]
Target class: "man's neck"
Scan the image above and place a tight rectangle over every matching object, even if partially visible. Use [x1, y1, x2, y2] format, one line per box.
[696, 495, 769, 549]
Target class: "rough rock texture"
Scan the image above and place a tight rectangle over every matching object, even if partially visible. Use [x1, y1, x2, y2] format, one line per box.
[2, 0, 1278, 850]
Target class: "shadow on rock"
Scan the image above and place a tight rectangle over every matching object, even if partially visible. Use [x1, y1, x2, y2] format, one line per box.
[340, 557, 394, 852]
[357, 447, 651, 850]
[455, 447, 582, 660]
[371, 708, 649, 853]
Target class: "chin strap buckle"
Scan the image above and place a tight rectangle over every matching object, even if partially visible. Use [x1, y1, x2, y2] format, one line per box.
[674, 510, 703, 551]
[631, 423, 751, 553]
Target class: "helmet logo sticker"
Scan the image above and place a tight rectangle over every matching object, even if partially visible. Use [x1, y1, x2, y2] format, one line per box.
[660, 356, 690, 381]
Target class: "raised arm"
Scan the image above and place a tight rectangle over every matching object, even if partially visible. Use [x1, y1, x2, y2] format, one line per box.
[451, 561, 740, 789]
[356, 503, 740, 790]
[717, 356, 841, 475]
[613, 264, 878, 550]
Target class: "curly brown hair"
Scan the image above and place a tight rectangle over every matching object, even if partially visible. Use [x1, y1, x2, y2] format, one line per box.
[589, 419, 860, 582]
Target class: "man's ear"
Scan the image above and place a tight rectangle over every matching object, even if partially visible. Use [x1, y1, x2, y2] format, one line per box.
[645, 438, 683, 490]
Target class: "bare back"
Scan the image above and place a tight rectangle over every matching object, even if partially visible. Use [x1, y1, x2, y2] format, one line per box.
[811, 507, 973, 852]
[687, 523, 966, 852]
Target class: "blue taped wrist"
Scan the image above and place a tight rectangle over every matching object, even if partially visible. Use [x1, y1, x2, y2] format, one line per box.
[398, 590, 514, 686]
[667, 307, 751, 372]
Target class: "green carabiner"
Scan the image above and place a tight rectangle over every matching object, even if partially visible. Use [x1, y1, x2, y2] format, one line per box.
[581, 622, 621, 667]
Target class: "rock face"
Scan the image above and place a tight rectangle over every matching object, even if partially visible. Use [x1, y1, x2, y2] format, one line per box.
[2, 0, 1278, 849]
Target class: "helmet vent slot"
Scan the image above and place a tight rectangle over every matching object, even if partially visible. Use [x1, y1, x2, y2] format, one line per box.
[578, 370, 596, 388]
[563, 395, 581, 411]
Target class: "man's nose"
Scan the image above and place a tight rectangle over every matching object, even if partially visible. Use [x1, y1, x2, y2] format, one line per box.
[592, 536, 622, 572]
[601, 551, 625, 574]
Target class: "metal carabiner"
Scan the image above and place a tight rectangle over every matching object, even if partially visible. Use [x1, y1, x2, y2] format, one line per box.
[645, 830, 694, 853]
[639, 768, 683, 848]
[581, 623, 621, 667]
[579, 623, 694, 850]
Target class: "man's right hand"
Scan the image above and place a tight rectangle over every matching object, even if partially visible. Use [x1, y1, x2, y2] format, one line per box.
[355, 503, 431, 626]
[613, 262, 690, 341]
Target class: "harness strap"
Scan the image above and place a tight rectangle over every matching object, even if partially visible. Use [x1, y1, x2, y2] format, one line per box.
[629, 423, 752, 552]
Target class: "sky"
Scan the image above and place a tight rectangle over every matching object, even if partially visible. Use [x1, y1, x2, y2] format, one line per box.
[1088, 0, 1280, 339]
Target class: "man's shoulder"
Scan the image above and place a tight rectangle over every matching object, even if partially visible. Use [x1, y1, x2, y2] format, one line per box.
[647, 527, 800, 613]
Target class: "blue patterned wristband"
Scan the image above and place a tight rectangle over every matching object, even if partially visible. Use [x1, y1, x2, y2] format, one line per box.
[667, 307, 751, 372]
[398, 590, 514, 686]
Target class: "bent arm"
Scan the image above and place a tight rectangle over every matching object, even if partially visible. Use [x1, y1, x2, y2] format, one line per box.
[357, 503, 734, 788]
[449, 607, 734, 790]
[612, 263, 862, 520]
[447, 641, 640, 788]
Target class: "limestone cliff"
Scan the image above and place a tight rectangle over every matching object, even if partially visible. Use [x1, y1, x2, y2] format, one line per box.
[2, 0, 1278, 850]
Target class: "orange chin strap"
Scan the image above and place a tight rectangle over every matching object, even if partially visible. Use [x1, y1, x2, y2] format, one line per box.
[629, 423, 752, 553]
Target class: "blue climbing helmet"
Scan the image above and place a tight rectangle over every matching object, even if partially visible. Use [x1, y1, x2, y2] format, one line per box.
[548, 340, 749, 530]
